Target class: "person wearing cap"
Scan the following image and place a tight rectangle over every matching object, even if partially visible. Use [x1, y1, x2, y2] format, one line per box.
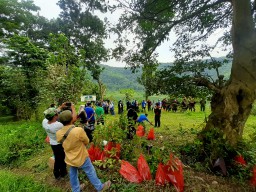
[56, 110, 111, 192]
[42, 108, 67, 180]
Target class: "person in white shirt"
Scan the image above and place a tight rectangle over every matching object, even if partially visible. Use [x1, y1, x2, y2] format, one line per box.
[42, 107, 67, 179]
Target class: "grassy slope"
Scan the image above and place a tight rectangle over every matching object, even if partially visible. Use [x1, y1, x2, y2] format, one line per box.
[0, 104, 255, 192]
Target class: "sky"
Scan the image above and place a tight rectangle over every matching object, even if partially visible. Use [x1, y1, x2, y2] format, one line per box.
[33, 0, 228, 68]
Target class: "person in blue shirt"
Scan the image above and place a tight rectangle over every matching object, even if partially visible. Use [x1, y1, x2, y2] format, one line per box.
[84, 102, 95, 142]
[141, 100, 146, 112]
[137, 114, 153, 126]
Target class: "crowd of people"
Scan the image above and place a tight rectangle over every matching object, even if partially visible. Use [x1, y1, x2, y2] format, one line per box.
[42, 97, 206, 191]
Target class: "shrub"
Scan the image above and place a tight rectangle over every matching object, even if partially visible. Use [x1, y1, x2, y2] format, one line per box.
[251, 103, 256, 116]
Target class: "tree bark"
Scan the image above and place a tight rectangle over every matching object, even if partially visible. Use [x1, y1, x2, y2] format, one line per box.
[203, 0, 256, 146]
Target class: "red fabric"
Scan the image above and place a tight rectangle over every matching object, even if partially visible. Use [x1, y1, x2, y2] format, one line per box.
[234, 155, 246, 166]
[165, 153, 184, 192]
[94, 146, 104, 161]
[119, 160, 143, 183]
[104, 141, 121, 159]
[136, 125, 145, 137]
[88, 144, 104, 161]
[147, 128, 155, 140]
[155, 163, 167, 185]
[251, 166, 256, 186]
[88, 144, 96, 161]
[44, 136, 50, 144]
[137, 154, 152, 181]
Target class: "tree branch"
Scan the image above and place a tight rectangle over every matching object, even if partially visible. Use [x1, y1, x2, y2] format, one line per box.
[147, 0, 229, 57]
[193, 77, 221, 93]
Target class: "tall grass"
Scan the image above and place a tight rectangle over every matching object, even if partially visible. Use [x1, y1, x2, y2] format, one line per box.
[0, 120, 46, 166]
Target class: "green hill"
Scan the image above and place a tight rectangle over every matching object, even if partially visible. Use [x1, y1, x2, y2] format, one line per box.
[100, 65, 143, 91]
[100, 59, 232, 91]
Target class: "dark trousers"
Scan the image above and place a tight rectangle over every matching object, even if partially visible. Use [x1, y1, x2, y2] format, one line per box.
[84, 120, 95, 142]
[51, 144, 67, 179]
[155, 115, 161, 127]
[127, 120, 136, 139]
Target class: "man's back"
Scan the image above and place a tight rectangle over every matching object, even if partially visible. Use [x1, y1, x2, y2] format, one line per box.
[56, 125, 89, 167]
[85, 106, 95, 121]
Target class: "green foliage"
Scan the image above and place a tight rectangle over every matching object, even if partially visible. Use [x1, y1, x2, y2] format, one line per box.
[93, 158, 120, 170]
[0, 121, 45, 166]
[0, 0, 40, 38]
[138, 62, 158, 98]
[0, 169, 61, 192]
[0, 0, 109, 118]
[118, 112, 128, 130]
[100, 65, 144, 91]
[119, 89, 135, 101]
[251, 102, 256, 116]
[93, 121, 127, 145]
[0, 35, 48, 119]
[0, 65, 44, 119]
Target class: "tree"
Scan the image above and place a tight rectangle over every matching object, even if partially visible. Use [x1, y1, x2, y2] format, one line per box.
[137, 59, 158, 100]
[0, 0, 40, 38]
[120, 89, 135, 102]
[0, 35, 48, 119]
[113, 0, 256, 152]
[45, 33, 88, 105]
[55, 0, 109, 100]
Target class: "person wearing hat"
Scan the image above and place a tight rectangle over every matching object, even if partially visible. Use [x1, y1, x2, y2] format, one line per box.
[42, 107, 67, 180]
[56, 110, 111, 192]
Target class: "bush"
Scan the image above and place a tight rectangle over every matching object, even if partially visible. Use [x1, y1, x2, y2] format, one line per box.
[251, 103, 256, 116]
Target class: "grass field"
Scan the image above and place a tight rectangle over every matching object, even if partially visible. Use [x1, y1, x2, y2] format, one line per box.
[0, 101, 256, 192]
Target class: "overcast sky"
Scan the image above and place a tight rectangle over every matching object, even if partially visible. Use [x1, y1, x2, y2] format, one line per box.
[33, 0, 227, 67]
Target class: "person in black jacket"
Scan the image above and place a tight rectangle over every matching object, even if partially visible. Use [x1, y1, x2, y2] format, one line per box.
[127, 105, 138, 139]
[154, 102, 161, 127]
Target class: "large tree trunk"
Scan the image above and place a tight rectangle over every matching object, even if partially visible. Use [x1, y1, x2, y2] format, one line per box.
[203, 0, 256, 146]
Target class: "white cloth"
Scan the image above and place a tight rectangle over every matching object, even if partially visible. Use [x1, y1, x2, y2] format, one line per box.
[42, 118, 63, 145]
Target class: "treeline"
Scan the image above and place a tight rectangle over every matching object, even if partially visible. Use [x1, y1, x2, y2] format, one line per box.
[0, 0, 108, 119]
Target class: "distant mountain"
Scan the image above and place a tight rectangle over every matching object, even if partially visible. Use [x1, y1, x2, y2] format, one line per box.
[99, 65, 143, 91]
[100, 59, 232, 91]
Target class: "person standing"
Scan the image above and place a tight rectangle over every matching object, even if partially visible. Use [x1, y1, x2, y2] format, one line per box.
[126, 100, 131, 111]
[147, 99, 152, 112]
[154, 103, 161, 127]
[42, 107, 67, 180]
[84, 102, 95, 142]
[118, 100, 124, 114]
[56, 110, 111, 192]
[95, 102, 104, 125]
[77, 105, 87, 128]
[141, 100, 146, 112]
[109, 101, 115, 115]
[200, 98, 206, 112]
